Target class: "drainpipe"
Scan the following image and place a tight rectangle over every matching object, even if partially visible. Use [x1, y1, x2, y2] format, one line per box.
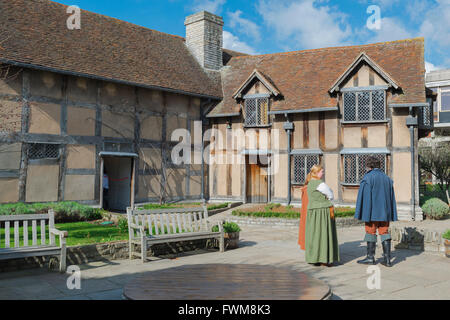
[200, 98, 212, 203]
[283, 113, 294, 205]
[406, 106, 418, 220]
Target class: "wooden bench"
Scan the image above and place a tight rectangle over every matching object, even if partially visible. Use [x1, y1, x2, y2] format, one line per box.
[127, 206, 224, 262]
[0, 210, 68, 272]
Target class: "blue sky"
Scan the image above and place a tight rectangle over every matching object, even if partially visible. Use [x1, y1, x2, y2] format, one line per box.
[57, 0, 450, 71]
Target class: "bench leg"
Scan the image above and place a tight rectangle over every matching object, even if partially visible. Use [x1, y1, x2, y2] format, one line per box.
[141, 237, 147, 263]
[219, 234, 225, 253]
[129, 242, 133, 260]
[60, 244, 67, 273]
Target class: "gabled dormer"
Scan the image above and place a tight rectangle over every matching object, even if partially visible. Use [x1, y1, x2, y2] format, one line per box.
[329, 53, 401, 123]
[233, 69, 281, 127]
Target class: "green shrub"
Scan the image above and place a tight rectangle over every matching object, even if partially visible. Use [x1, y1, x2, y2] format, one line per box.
[117, 217, 129, 234]
[212, 221, 241, 233]
[421, 198, 449, 220]
[443, 229, 450, 240]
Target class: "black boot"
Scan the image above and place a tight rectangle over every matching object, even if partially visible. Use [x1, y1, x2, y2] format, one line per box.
[381, 240, 392, 267]
[357, 242, 376, 265]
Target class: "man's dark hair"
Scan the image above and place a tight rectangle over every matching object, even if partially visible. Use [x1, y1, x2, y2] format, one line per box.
[366, 156, 381, 169]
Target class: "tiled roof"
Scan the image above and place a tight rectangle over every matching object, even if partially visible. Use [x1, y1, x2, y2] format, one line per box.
[0, 0, 222, 99]
[209, 38, 426, 116]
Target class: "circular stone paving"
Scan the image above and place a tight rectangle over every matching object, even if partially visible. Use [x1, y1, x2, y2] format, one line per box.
[123, 264, 331, 300]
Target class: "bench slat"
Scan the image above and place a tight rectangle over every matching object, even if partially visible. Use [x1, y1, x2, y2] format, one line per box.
[158, 214, 164, 235]
[32, 220, 37, 246]
[187, 213, 193, 232]
[49, 210, 55, 246]
[23, 220, 28, 247]
[176, 214, 182, 234]
[153, 214, 159, 236]
[0, 214, 50, 222]
[182, 213, 188, 233]
[14, 221, 19, 248]
[41, 220, 46, 245]
[203, 210, 209, 231]
[193, 212, 198, 232]
[170, 214, 176, 234]
[5, 222, 10, 248]
[147, 215, 153, 236]
[164, 214, 170, 234]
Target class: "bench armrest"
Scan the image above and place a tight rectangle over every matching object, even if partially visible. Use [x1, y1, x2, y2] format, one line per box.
[50, 228, 68, 238]
[129, 223, 145, 231]
[216, 221, 224, 233]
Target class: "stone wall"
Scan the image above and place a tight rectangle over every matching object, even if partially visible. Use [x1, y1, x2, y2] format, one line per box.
[0, 239, 214, 272]
[390, 225, 446, 256]
[225, 216, 364, 228]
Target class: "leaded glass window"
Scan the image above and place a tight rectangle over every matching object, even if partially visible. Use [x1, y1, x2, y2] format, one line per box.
[244, 97, 269, 126]
[28, 143, 60, 160]
[292, 154, 320, 185]
[343, 153, 387, 184]
[343, 90, 386, 122]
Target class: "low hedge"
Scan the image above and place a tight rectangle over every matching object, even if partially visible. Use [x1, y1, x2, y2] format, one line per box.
[231, 206, 355, 219]
[0, 202, 102, 223]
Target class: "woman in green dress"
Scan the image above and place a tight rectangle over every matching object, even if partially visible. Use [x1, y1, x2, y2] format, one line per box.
[305, 164, 340, 267]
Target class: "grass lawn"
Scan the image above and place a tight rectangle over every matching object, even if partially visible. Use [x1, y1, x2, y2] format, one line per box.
[0, 221, 129, 247]
[232, 203, 355, 219]
[0, 220, 194, 247]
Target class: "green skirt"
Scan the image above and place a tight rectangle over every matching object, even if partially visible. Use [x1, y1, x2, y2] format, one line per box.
[305, 207, 340, 264]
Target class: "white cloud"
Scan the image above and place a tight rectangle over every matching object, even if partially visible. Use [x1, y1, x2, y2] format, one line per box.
[257, 0, 353, 50]
[419, 0, 450, 48]
[223, 30, 258, 54]
[425, 61, 442, 72]
[365, 17, 412, 43]
[191, 0, 226, 14]
[227, 10, 261, 42]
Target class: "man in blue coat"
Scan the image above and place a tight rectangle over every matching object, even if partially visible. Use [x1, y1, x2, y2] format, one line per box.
[355, 156, 398, 267]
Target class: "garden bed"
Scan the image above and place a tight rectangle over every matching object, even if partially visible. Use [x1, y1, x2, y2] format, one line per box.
[139, 202, 232, 211]
[232, 203, 355, 219]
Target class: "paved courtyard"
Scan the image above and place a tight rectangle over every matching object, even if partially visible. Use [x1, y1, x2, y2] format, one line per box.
[0, 217, 449, 300]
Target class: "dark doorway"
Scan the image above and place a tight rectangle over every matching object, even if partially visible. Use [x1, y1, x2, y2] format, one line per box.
[102, 156, 133, 212]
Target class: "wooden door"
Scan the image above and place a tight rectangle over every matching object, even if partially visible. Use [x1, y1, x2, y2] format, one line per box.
[246, 159, 268, 203]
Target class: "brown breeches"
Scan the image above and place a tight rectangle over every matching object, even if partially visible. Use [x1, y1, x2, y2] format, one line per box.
[365, 221, 390, 235]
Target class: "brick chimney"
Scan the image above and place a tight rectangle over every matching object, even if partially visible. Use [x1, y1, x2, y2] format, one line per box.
[185, 11, 224, 70]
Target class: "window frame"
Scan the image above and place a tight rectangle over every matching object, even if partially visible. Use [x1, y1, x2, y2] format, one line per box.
[341, 87, 387, 124]
[27, 143, 61, 165]
[341, 153, 388, 186]
[243, 95, 271, 128]
[440, 86, 450, 112]
[291, 152, 321, 186]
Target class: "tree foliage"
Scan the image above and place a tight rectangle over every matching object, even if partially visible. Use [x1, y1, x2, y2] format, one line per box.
[419, 143, 450, 204]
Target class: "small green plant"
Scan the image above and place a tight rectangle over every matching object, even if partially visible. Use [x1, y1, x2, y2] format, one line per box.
[117, 217, 129, 234]
[443, 229, 450, 240]
[212, 221, 241, 233]
[207, 203, 229, 210]
[265, 203, 281, 211]
[421, 198, 449, 220]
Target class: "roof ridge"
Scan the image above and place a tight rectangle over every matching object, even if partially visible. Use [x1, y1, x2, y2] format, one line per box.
[49, 0, 185, 40]
[230, 37, 425, 60]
